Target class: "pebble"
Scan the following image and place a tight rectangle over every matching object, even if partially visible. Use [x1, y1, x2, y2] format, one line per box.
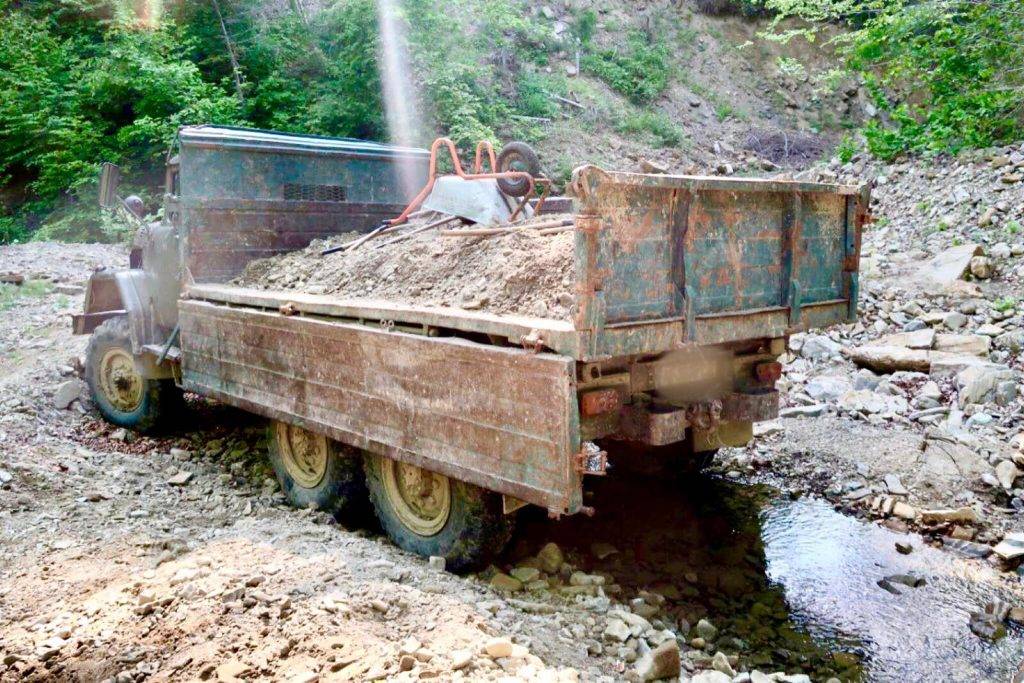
[483, 636, 513, 658]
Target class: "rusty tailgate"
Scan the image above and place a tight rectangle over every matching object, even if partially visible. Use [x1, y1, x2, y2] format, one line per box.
[570, 167, 867, 355]
[178, 300, 583, 513]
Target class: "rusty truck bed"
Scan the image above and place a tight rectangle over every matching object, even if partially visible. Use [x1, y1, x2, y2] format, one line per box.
[178, 168, 868, 514]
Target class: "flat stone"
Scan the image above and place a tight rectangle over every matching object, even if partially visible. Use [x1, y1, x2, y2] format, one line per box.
[884, 474, 908, 496]
[916, 243, 982, 289]
[216, 660, 251, 682]
[800, 334, 842, 361]
[976, 324, 1005, 337]
[690, 672, 732, 683]
[892, 502, 917, 520]
[780, 404, 827, 418]
[877, 328, 935, 349]
[509, 566, 540, 583]
[450, 649, 473, 670]
[691, 618, 717, 641]
[805, 375, 854, 402]
[934, 334, 990, 356]
[945, 538, 992, 559]
[711, 650, 736, 677]
[993, 533, 1024, 560]
[167, 471, 193, 486]
[488, 573, 522, 592]
[603, 618, 631, 642]
[957, 363, 1015, 406]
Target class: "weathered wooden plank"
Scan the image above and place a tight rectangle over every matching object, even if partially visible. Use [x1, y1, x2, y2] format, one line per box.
[183, 313, 569, 427]
[179, 300, 582, 512]
[186, 283, 583, 357]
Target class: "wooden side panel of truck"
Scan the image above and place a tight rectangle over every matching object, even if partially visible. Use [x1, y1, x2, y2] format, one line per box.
[179, 300, 582, 513]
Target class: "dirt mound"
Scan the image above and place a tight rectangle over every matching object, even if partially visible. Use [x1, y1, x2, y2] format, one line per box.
[232, 213, 578, 321]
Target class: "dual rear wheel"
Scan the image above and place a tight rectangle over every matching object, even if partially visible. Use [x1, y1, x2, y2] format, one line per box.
[268, 421, 511, 572]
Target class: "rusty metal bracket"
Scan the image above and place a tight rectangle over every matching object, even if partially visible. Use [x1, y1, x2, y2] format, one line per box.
[686, 399, 723, 431]
[574, 441, 608, 476]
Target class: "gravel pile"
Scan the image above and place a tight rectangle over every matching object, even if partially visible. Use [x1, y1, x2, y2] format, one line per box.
[233, 213, 578, 321]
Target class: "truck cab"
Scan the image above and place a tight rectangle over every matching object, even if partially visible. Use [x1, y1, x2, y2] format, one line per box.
[74, 125, 429, 425]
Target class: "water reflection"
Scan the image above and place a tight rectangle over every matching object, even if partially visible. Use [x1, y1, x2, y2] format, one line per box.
[512, 472, 1024, 681]
[512, 475, 862, 680]
[764, 497, 1024, 681]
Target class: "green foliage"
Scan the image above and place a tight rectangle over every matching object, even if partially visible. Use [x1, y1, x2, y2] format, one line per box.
[582, 33, 670, 104]
[835, 135, 859, 162]
[1007, 220, 1021, 236]
[0, 280, 53, 311]
[992, 297, 1018, 313]
[516, 72, 563, 119]
[762, 0, 1024, 159]
[615, 110, 685, 148]
[570, 9, 597, 46]
[0, 215, 27, 244]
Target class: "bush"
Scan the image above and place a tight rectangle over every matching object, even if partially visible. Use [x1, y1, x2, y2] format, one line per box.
[0, 215, 27, 244]
[582, 32, 671, 104]
[616, 110, 685, 148]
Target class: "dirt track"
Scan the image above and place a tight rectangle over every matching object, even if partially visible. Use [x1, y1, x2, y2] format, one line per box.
[4, 240, 1024, 683]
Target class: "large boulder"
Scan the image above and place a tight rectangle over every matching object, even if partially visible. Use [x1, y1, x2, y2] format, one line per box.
[957, 364, 1015, 406]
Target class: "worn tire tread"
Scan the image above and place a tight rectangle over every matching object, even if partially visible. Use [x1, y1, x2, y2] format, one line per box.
[363, 454, 512, 573]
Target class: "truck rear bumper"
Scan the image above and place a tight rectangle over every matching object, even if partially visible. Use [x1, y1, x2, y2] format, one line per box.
[616, 390, 778, 446]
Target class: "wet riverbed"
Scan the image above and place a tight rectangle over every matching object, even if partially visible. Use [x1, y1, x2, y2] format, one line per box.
[512, 473, 1024, 681]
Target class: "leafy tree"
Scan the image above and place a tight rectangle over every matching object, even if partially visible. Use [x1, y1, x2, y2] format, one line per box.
[762, 0, 1024, 158]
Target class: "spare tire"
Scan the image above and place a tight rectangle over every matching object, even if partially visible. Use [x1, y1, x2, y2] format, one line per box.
[496, 141, 542, 197]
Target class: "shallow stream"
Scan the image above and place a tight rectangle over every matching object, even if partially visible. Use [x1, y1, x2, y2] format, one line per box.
[513, 473, 1024, 681]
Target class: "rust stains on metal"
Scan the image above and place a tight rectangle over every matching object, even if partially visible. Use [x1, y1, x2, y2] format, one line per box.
[179, 299, 583, 513]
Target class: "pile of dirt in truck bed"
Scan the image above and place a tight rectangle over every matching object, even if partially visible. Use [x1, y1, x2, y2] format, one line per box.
[233, 213, 578, 321]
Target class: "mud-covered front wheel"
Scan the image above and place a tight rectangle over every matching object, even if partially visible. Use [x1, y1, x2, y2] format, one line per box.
[267, 421, 370, 524]
[85, 316, 178, 432]
[363, 453, 513, 572]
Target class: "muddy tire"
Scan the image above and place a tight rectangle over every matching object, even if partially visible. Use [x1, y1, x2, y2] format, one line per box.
[85, 316, 178, 432]
[267, 421, 370, 524]
[496, 141, 542, 197]
[363, 453, 513, 572]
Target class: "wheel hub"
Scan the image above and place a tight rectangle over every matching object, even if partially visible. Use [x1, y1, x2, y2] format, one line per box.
[98, 348, 144, 413]
[382, 459, 451, 536]
[276, 423, 328, 488]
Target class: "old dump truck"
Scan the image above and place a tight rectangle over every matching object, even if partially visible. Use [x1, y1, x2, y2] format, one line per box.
[76, 125, 868, 570]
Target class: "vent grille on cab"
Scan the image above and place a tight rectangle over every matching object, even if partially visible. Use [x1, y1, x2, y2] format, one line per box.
[283, 183, 347, 202]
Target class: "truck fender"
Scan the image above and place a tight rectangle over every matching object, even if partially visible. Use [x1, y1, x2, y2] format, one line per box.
[74, 269, 160, 354]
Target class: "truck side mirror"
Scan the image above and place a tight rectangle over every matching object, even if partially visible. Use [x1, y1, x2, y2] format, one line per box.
[98, 162, 121, 209]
